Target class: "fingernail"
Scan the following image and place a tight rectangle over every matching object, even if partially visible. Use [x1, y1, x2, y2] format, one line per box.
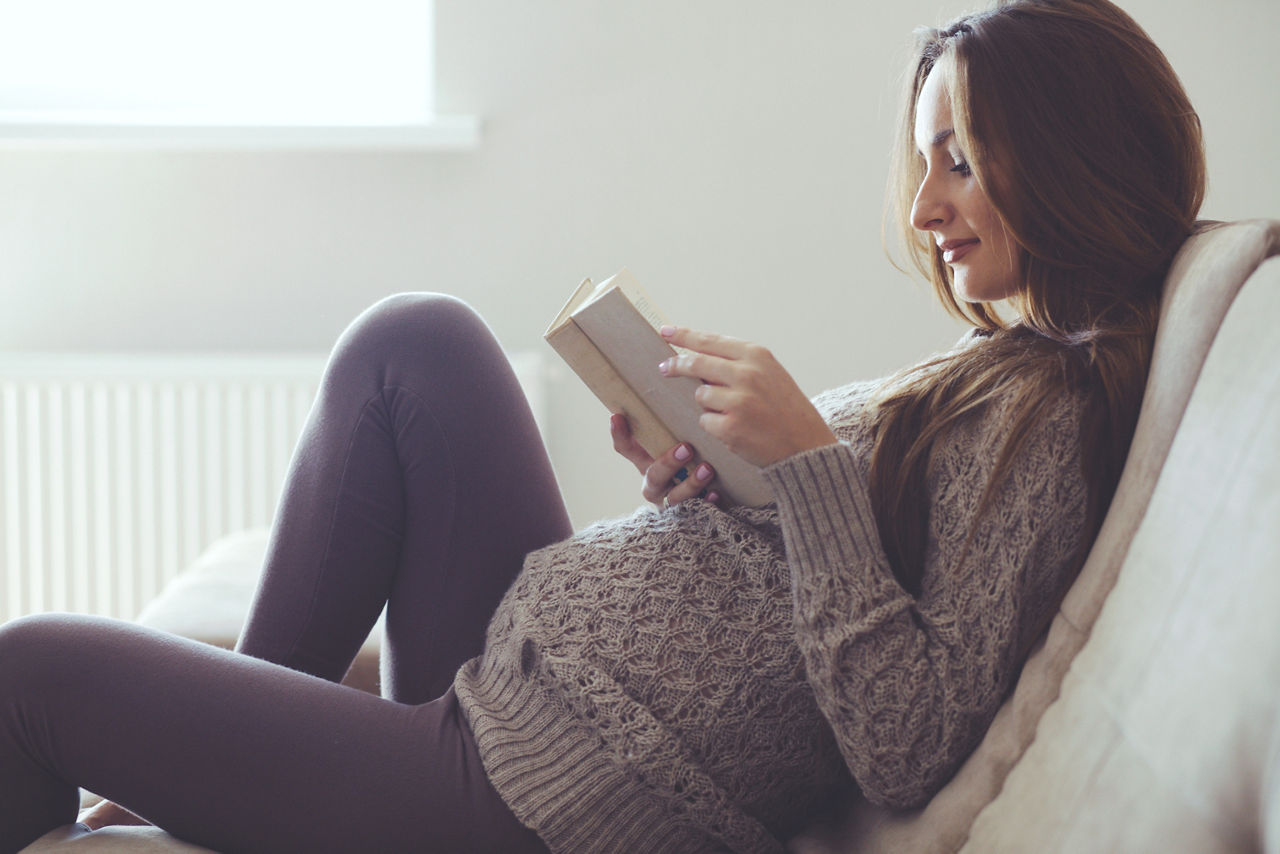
[660, 325, 676, 338]
[696, 463, 712, 482]
[706, 491, 720, 504]
[658, 359, 671, 375]
[674, 444, 692, 462]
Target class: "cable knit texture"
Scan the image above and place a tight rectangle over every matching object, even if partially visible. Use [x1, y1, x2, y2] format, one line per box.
[454, 336, 1089, 853]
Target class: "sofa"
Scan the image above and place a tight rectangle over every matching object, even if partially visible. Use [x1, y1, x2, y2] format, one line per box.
[21, 218, 1280, 853]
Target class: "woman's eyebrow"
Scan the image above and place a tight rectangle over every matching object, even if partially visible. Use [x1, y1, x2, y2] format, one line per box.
[916, 128, 955, 157]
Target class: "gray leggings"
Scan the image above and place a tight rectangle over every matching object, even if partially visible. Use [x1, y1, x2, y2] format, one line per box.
[0, 294, 571, 853]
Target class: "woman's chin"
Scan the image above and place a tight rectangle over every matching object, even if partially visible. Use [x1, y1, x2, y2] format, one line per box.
[952, 275, 1018, 306]
[951, 280, 986, 305]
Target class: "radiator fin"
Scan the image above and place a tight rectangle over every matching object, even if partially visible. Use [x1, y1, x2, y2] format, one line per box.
[0, 356, 325, 623]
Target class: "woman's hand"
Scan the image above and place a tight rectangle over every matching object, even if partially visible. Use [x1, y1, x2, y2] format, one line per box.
[78, 798, 150, 830]
[657, 326, 838, 468]
[610, 414, 719, 508]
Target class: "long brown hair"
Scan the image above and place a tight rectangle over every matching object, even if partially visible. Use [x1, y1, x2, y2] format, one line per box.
[875, 0, 1205, 595]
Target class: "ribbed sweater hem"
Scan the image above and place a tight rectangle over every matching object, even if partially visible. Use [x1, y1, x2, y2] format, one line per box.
[454, 644, 767, 854]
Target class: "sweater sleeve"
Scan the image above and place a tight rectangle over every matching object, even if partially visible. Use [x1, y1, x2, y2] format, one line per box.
[762, 398, 1087, 809]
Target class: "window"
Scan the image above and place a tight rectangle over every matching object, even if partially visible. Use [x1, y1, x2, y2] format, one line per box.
[0, 1, 478, 149]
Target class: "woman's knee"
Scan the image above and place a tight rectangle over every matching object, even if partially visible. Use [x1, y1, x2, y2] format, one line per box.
[0, 614, 87, 696]
[322, 292, 510, 398]
[336, 293, 492, 362]
[0, 612, 71, 657]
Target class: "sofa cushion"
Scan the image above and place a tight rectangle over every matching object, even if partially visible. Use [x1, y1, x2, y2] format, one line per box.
[791, 219, 1280, 853]
[133, 529, 275, 649]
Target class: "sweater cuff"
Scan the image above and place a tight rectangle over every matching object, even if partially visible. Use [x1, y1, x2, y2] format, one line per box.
[762, 442, 906, 605]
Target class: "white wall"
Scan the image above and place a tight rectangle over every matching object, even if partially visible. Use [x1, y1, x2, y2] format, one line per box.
[0, 0, 1276, 529]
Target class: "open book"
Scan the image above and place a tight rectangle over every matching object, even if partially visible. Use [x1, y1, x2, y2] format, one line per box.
[545, 269, 771, 507]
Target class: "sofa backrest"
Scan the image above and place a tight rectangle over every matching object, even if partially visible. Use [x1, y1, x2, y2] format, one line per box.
[789, 219, 1280, 854]
[962, 224, 1280, 852]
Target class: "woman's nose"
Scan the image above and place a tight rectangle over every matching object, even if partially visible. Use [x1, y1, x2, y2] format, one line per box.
[910, 175, 949, 232]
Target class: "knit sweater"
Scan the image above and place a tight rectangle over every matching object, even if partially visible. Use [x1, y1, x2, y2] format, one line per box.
[454, 342, 1089, 853]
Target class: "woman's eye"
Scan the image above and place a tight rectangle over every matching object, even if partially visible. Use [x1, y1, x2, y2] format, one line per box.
[949, 161, 972, 177]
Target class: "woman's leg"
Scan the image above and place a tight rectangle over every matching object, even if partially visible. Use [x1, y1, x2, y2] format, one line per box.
[0, 294, 567, 850]
[236, 293, 572, 703]
[0, 614, 549, 854]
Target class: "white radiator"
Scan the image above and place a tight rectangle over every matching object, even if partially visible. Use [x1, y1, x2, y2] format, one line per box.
[0, 352, 546, 624]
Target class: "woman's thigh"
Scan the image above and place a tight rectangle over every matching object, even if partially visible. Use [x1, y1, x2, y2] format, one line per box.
[0, 614, 547, 854]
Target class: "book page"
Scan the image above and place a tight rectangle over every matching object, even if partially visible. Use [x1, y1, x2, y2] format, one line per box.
[546, 277, 596, 334]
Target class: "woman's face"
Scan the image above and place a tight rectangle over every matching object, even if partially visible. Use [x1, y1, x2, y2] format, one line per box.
[910, 69, 1021, 304]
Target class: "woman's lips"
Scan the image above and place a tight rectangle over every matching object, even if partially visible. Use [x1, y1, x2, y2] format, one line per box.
[940, 239, 980, 264]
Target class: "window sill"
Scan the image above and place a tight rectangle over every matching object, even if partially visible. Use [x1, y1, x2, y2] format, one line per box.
[0, 115, 481, 151]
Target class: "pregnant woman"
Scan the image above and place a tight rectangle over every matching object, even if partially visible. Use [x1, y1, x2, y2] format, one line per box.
[1, 0, 1205, 851]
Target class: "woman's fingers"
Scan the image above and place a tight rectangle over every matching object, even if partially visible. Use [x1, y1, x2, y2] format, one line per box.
[611, 415, 718, 506]
[641, 443, 718, 508]
[658, 350, 737, 386]
[657, 324, 839, 467]
[610, 414, 653, 475]
[660, 325, 750, 359]
[666, 460, 717, 506]
[658, 326, 775, 389]
[641, 442, 695, 504]
[692, 382, 734, 412]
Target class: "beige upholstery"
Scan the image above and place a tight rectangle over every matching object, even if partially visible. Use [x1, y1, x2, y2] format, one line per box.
[965, 253, 1280, 851]
[23, 220, 1280, 853]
